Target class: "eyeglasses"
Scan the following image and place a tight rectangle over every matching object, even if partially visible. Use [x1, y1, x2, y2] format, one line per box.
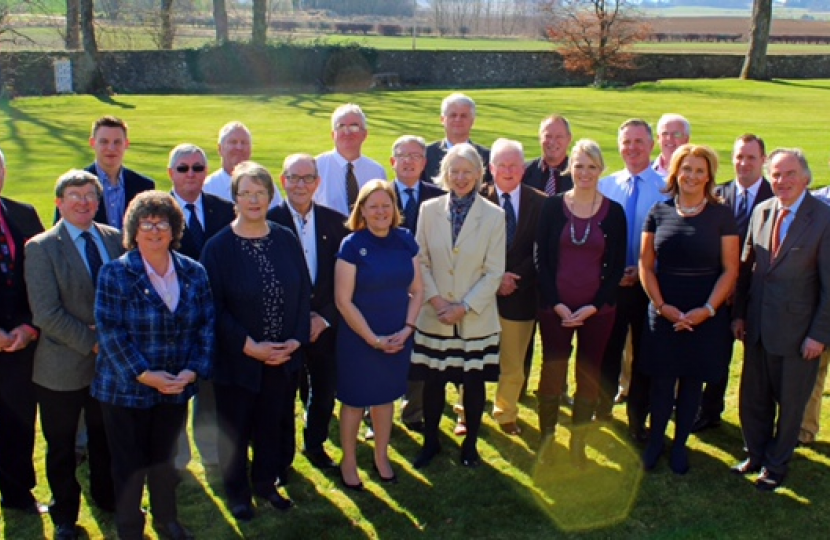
[138, 221, 171, 232]
[285, 174, 318, 185]
[64, 192, 99, 203]
[335, 123, 364, 134]
[175, 164, 206, 173]
[394, 153, 425, 161]
[238, 190, 270, 201]
[661, 131, 686, 139]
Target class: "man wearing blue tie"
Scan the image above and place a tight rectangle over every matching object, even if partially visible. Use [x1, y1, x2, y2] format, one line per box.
[597, 119, 668, 442]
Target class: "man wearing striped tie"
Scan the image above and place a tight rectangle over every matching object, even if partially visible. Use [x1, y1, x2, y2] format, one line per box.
[693, 134, 772, 433]
[522, 115, 575, 197]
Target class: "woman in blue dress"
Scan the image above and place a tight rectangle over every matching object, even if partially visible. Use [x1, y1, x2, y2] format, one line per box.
[335, 180, 424, 490]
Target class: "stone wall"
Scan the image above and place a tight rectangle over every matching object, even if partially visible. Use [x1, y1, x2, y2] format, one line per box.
[2, 47, 829, 97]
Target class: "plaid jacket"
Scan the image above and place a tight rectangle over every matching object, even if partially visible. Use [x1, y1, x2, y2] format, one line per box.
[91, 249, 214, 408]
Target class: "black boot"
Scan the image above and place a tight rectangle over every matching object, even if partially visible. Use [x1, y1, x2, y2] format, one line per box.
[537, 394, 561, 452]
[570, 398, 596, 468]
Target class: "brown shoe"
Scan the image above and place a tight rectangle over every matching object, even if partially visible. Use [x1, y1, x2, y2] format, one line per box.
[499, 422, 521, 436]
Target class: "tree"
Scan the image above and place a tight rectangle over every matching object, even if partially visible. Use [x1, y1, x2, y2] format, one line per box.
[79, 0, 108, 93]
[740, 0, 772, 80]
[66, 0, 80, 49]
[213, 0, 228, 42]
[252, 0, 267, 45]
[543, 0, 650, 86]
[159, 0, 175, 49]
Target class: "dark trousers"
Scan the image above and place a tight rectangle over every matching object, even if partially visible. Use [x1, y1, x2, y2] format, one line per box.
[648, 376, 703, 450]
[216, 366, 292, 506]
[422, 373, 486, 457]
[739, 341, 819, 476]
[37, 384, 113, 526]
[698, 338, 738, 420]
[302, 336, 337, 452]
[100, 402, 187, 540]
[0, 349, 37, 508]
[278, 370, 300, 478]
[599, 284, 650, 429]
[538, 307, 616, 401]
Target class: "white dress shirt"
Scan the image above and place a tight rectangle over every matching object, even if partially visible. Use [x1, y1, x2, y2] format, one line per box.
[202, 168, 282, 208]
[313, 150, 387, 216]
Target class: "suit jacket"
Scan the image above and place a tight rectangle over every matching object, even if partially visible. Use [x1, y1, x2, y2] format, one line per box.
[416, 193, 505, 338]
[267, 202, 348, 328]
[522, 157, 574, 194]
[716, 178, 773, 243]
[92, 250, 215, 408]
[421, 140, 493, 185]
[176, 192, 235, 261]
[0, 197, 45, 340]
[480, 183, 546, 321]
[84, 164, 155, 225]
[735, 193, 830, 357]
[393, 180, 445, 233]
[25, 221, 124, 391]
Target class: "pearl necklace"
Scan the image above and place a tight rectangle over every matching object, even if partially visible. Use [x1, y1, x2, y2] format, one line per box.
[569, 191, 598, 246]
[675, 196, 706, 216]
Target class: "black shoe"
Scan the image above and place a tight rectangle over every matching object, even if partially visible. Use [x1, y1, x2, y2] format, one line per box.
[642, 440, 664, 472]
[669, 446, 689, 475]
[304, 448, 338, 470]
[403, 420, 426, 433]
[372, 463, 398, 484]
[339, 475, 365, 492]
[413, 444, 442, 469]
[731, 458, 762, 476]
[691, 415, 721, 433]
[755, 468, 785, 492]
[629, 426, 650, 444]
[1, 500, 49, 515]
[153, 521, 194, 540]
[230, 503, 254, 522]
[55, 524, 79, 540]
[459, 448, 481, 468]
[275, 467, 291, 487]
[256, 491, 294, 511]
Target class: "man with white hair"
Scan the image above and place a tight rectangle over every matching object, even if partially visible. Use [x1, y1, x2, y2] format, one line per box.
[652, 113, 690, 178]
[313, 103, 386, 216]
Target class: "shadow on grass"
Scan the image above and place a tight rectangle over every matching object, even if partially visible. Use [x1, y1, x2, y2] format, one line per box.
[768, 79, 830, 92]
[0, 506, 46, 540]
[93, 94, 138, 109]
[0, 98, 90, 159]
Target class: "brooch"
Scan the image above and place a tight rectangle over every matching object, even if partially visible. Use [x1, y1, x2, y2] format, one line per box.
[359, 248, 367, 256]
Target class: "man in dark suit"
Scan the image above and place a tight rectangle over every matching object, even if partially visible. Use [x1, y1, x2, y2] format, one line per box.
[168, 144, 235, 472]
[421, 92, 492, 184]
[26, 170, 123, 539]
[522, 114, 574, 196]
[267, 153, 348, 472]
[0, 148, 47, 515]
[732, 148, 830, 491]
[388, 135, 444, 432]
[693, 133, 773, 433]
[481, 139, 545, 436]
[84, 116, 155, 229]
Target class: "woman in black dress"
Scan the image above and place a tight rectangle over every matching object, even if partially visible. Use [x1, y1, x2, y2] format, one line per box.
[639, 144, 739, 474]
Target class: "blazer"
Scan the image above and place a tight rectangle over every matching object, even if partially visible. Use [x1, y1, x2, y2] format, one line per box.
[91, 250, 215, 408]
[522, 157, 574, 195]
[176, 192, 235, 260]
[0, 197, 45, 338]
[25, 221, 124, 391]
[416, 193, 505, 338]
[536, 195, 627, 310]
[735, 193, 830, 357]
[716, 178, 773, 243]
[480, 183, 546, 321]
[84, 164, 155, 225]
[421, 140, 493, 185]
[267, 201, 348, 327]
[393, 180, 445, 233]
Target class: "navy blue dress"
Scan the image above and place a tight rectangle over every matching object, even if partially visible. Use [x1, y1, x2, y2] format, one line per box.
[336, 228, 419, 407]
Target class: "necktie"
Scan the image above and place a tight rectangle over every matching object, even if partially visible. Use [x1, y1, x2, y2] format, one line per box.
[503, 192, 517, 247]
[185, 203, 205, 251]
[346, 162, 359, 210]
[625, 176, 641, 266]
[735, 188, 749, 235]
[403, 188, 418, 230]
[771, 207, 790, 257]
[545, 166, 558, 196]
[81, 231, 104, 284]
[0, 216, 14, 287]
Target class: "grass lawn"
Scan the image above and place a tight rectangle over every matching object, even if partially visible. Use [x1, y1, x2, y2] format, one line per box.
[1, 80, 830, 538]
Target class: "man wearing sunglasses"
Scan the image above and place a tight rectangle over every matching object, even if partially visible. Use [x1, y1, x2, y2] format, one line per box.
[168, 143, 235, 473]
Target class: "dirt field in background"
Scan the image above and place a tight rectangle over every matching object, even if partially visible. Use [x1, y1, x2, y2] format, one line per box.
[650, 17, 830, 36]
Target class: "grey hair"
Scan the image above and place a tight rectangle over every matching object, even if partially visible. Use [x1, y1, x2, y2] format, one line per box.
[441, 93, 476, 117]
[282, 153, 318, 176]
[331, 103, 367, 130]
[767, 148, 812, 185]
[168, 143, 208, 169]
[217, 121, 252, 146]
[657, 113, 691, 137]
[490, 138, 524, 164]
[435, 143, 484, 192]
[392, 135, 426, 155]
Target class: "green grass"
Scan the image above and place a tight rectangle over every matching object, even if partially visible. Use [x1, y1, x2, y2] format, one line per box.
[2, 80, 830, 538]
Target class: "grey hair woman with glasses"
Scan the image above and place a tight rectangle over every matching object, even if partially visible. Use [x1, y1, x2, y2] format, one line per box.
[93, 190, 214, 540]
[201, 161, 310, 522]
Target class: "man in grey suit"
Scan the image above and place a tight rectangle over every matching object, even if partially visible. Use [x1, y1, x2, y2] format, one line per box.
[732, 149, 830, 491]
[25, 170, 124, 539]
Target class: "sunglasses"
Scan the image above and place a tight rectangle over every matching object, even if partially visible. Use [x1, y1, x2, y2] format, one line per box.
[175, 164, 206, 173]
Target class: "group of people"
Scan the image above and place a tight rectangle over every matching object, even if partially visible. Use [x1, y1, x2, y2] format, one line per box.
[1, 93, 829, 540]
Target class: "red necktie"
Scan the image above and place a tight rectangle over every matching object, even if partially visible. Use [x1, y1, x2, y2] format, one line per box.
[771, 207, 790, 257]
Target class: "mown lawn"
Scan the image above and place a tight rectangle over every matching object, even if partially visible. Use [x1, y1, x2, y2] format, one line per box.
[1, 80, 830, 538]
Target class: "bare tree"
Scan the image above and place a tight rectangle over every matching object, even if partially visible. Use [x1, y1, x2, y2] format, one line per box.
[214, 0, 228, 42]
[159, 0, 175, 49]
[741, 0, 772, 80]
[79, 0, 107, 93]
[252, 0, 267, 45]
[544, 0, 650, 86]
[66, 0, 81, 49]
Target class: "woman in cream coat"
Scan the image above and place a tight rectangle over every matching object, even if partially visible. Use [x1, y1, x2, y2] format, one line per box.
[411, 143, 505, 469]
